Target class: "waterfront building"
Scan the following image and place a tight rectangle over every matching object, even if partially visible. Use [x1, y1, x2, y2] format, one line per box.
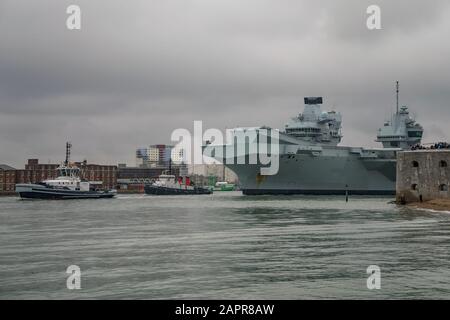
[135, 148, 148, 167]
[118, 165, 179, 180]
[0, 164, 16, 194]
[171, 147, 185, 164]
[188, 164, 238, 187]
[135, 144, 179, 167]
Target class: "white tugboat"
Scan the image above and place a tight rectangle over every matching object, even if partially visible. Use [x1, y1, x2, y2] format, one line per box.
[15, 143, 116, 199]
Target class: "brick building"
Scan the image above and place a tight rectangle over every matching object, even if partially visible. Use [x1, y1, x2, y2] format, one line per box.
[118, 166, 179, 180]
[16, 159, 60, 184]
[80, 163, 117, 190]
[116, 165, 181, 193]
[0, 164, 16, 194]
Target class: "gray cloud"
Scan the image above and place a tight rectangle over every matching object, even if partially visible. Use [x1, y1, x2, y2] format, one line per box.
[1, 0, 450, 166]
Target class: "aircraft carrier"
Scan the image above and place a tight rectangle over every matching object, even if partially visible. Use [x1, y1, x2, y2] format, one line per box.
[203, 82, 424, 195]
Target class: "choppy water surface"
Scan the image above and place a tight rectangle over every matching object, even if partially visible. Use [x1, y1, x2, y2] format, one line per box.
[1, 192, 450, 299]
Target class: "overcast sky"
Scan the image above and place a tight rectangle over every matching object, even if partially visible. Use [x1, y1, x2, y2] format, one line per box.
[1, 0, 450, 167]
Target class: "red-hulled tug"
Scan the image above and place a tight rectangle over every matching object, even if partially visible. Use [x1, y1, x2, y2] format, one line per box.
[144, 172, 212, 195]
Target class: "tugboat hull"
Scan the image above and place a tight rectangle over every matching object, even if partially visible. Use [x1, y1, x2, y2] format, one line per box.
[144, 184, 212, 195]
[16, 184, 116, 200]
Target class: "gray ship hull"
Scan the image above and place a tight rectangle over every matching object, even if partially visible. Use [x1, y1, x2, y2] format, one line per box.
[228, 150, 396, 195]
[205, 140, 398, 195]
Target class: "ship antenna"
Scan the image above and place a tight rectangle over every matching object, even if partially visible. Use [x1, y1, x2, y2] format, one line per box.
[65, 142, 72, 166]
[396, 80, 399, 114]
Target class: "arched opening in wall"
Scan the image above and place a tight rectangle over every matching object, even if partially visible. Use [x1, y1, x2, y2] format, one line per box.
[411, 184, 418, 191]
[412, 161, 419, 168]
[440, 160, 448, 168]
[439, 184, 448, 192]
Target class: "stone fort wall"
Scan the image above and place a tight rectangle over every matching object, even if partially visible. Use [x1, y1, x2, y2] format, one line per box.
[396, 150, 450, 203]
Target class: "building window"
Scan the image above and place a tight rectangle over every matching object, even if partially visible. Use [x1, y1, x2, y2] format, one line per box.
[390, 141, 399, 147]
[412, 161, 419, 168]
[440, 160, 448, 168]
[411, 184, 418, 191]
[439, 184, 448, 192]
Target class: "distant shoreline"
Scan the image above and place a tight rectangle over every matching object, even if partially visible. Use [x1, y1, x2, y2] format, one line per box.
[408, 199, 450, 212]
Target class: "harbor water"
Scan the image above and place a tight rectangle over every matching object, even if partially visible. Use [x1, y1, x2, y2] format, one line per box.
[1, 192, 450, 299]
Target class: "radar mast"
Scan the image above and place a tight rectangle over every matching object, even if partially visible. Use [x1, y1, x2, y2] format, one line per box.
[65, 142, 72, 166]
[396, 81, 399, 114]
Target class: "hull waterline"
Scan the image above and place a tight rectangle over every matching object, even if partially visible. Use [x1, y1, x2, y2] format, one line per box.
[15, 184, 116, 200]
[144, 185, 212, 195]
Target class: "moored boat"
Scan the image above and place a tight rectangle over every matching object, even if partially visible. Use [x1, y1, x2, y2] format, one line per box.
[144, 173, 212, 195]
[214, 181, 236, 191]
